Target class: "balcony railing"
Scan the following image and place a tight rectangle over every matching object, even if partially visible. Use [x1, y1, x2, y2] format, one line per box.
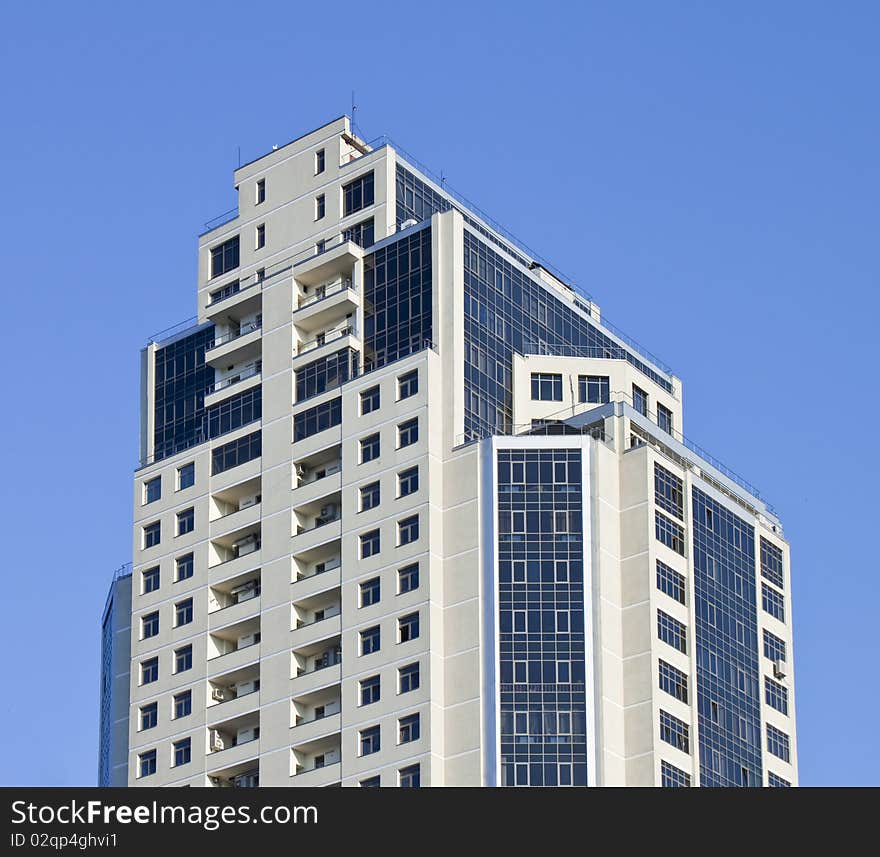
[210, 362, 262, 394]
[297, 278, 354, 309]
[296, 655, 341, 677]
[294, 609, 341, 630]
[295, 515, 340, 535]
[201, 207, 239, 235]
[296, 462, 341, 487]
[296, 326, 355, 355]
[210, 319, 262, 350]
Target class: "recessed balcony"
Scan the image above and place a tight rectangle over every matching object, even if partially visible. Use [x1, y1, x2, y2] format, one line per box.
[204, 361, 261, 409]
[290, 735, 341, 783]
[208, 765, 259, 789]
[208, 663, 261, 719]
[208, 572, 261, 628]
[293, 238, 362, 288]
[292, 277, 359, 335]
[204, 274, 263, 322]
[290, 711, 342, 750]
[206, 318, 262, 368]
[293, 324, 359, 369]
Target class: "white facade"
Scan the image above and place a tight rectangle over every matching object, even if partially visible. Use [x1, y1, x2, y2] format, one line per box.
[117, 116, 796, 787]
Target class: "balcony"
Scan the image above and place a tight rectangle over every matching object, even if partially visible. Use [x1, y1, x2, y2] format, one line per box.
[293, 325, 358, 369]
[292, 277, 359, 335]
[294, 238, 362, 287]
[290, 612, 341, 650]
[290, 712, 341, 748]
[208, 591, 260, 629]
[206, 737, 260, 773]
[209, 522, 261, 571]
[208, 766, 259, 789]
[208, 665, 261, 719]
[291, 661, 341, 696]
[290, 761, 341, 787]
[208, 642, 261, 678]
[204, 274, 263, 322]
[209, 502, 261, 541]
[292, 562, 341, 601]
[291, 517, 341, 555]
[206, 319, 262, 368]
[204, 361, 261, 409]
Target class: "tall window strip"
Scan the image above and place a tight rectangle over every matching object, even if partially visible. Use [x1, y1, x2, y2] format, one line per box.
[658, 660, 689, 703]
[760, 537, 785, 589]
[761, 583, 785, 622]
[211, 431, 261, 475]
[655, 512, 685, 555]
[654, 463, 684, 519]
[656, 560, 686, 605]
[659, 710, 690, 753]
[763, 630, 786, 664]
[766, 725, 791, 763]
[660, 760, 691, 788]
[657, 610, 687, 654]
[764, 677, 789, 715]
[293, 398, 341, 442]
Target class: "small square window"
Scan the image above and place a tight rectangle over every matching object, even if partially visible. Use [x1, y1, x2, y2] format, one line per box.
[315, 194, 325, 220]
[657, 403, 674, 435]
[173, 690, 192, 719]
[141, 657, 159, 685]
[256, 223, 266, 249]
[141, 611, 159, 639]
[399, 713, 420, 744]
[360, 385, 380, 415]
[360, 529, 380, 559]
[360, 625, 380, 656]
[142, 566, 160, 594]
[140, 702, 158, 731]
[360, 481, 380, 512]
[143, 521, 161, 549]
[530, 372, 563, 401]
[633, 384, 648, 417]
[360, 725, 381, 756]
[175, 599, 193, 627]
[398, 563, 419, 594]
[398, 612, 420, 643]
[315, 149, 325, 175]
[398, 514, 419, 546]
[360, 675, 380, 706]
[173, 737, 191, 767]
[176, 508, 194, 536]
[138, 750, 157, 778]
[398, 466, 419, 497]
[397, 418, 418, 449]
[398, 369, 418, 400]
[315, 239, 326, 254]
[144, 476, 161, 504]
[360, 433, 380, 463]
[176, 553, 194, 582]
[360, 577, 380, 607]
[256, 179, 266, 205]
[399, 763, 420, 788]
[360, 775, 380, 788]
[177, 463, 195, 491]
[175, 644, 193, 673]
[399, 661, 419, 693]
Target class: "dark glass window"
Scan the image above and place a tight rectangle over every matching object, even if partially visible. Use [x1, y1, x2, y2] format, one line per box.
[632, 385, 648, 417]
[140, 702, 158, 731]
[660, 760, 691, 787]
[360, 625, 380, 655]
[398, 369, 418, 400]
[762, 583, 785, 622]
[177, 462, 195, 490]
[293, 397, 341, 441]
[657, 403, 673, 434]
[360, 529, 380, 559]
[659, 710, 690, 753]
[343, 217, 375, 248]
[174, 690, 192, 719]
[760, 537, 784, 590]
[657, 610, 687, 653]
[255, 223, 265, 249]
[360, 481, 380, 512]
[360, 577, 380, 607]
[173, 738, 191, 767]
[315, 194, 325, 220]
[256, 179, 265, 204]
[296, 349, 356, 402]
[655, 512, 685, 554]
[764, 677, 788, 715]
[205, 386, 262, 440]
[768, 772, 791, 788]
[175, 599, 193, 627]
[766, 725, 790, 762]
[398, 563, 419, 593]
[654, 463, 684, 520]
[210, 236, 240, 278]
[656, 560, 686, 604]
[142, 611, 159, 639]
[398, 612, 419, 643]
[177, 508, 194, 536]
[360, 725, 380, 756]
[360, 675, 380, 706]
[143, 521, 161, 549]
[399, 713, 420, 744]
[144, 477, 161, 504]
[360, 386, 380, 415]
[398, 515, 419, 546]
[399, 763, 420, 788]
[398, 418, 418, 448]
[399, 662, 420, 693]
[343, 171, 374, 216]
[315, 149, 325, 174]
[578, 375, 609, 404]
[763, 630, 786, 663]
[360, 433, 380, 463]
[530, 372, 563, 401]
[176, 553, 194, 582]
[139, 750, 157, 778]
[398, 466, 419, 497]
[175, 645, 192, 673]
[141, 657, 159, 685]
[659, 659, 689, 703]
[209, 280, 240, 304]
[142, 566, 160, 594]
[212, 431, 261, 475]
[360, 776, 380, 787]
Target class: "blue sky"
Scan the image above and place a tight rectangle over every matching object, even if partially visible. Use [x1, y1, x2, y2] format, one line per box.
[0, 1, 876, 786]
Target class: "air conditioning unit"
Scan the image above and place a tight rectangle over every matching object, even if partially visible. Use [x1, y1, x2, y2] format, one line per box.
[235, 679, 259, 696]
[209, 730, 225, 752]
[773, 660, 787, 679]
[319, 504, 337, 519]
[211, 687, 226, 702]
[400, 218, 418, 230]
[234, 534, 259, 556]
[237, 727, 259, 744]
[295, 464, 307, 480]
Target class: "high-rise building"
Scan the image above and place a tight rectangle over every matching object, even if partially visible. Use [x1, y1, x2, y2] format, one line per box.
[102, 115, 797, 787]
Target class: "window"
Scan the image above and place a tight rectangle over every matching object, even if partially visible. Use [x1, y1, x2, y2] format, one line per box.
[255, 223, 265, 249]
[654, 464, 684, 520]
[657, 403, 673, 434]
[360, 385, 380, 415]
[315, 239, 326, 254]
[399, 764, 420, 788]
[343, 217, 375, 248]
[173, 738, 191, 767]
[175, 553, 194, 582]
[398, 514, 419, 546]
[360, 433, 380, 463]
[315, 194, 325, 220]
[656, 561, 686, 605]
[360, 625, 380, 656]
[632, 384, 648, 416]
[658, 660, 688, 703]
[210, 236, 239, 278]
[343, 171, 374, 216]
[398, 466, 419, 497]
[140, 702, 158, 731]
[293, 397, 341, 441]
[141, 657, 159, 685]
[398, 563, 419, 594]
[762, 583, 785, 622]
[399, 662, 420, 693]
[399, 713, 420, 744]
[578, 375, 609, 404]
[177, 508, 194, 536]
[655, 512, 685, 555]
[660, 760, 691, 787]
[174, 690, 192, 719]
[175, 644, 193, 673]
[315, 149, 325, 175]
[530, 372, 563, 401]
[143, 521, 161, 549]
[142, 566, 160, 594]
[360, 529, 380, 559]
[764, 677, 789, 715]
[398, 369, 418, 400]
[360, 725, 381, 756]
[768, 772, 791, 788]
[138, 750, 156, 778]
[360, 577, 380, 607]
[360, 776, 380, 788]
[256, 178, 265, 204]
[177, 462, 195, 490]
[144, 477, 161, 504]
[658, 610, 687, 654]
[360, 675, 380, 706]
[212, 431, 261, 475]
[761, 537, 785, 589]
[141, 611, 159, 640]
[659, 710, 690, 753]
[767, 724, 791, 762]
[360, 481, 380, 512]
[763, 630, 786, 663]
[398, 611, 419, 643]
[175, 598, 193, 627]
[398, 418, 418, 448]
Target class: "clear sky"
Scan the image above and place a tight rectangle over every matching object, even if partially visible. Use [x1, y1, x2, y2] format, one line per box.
[0, 1, 876, 786]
